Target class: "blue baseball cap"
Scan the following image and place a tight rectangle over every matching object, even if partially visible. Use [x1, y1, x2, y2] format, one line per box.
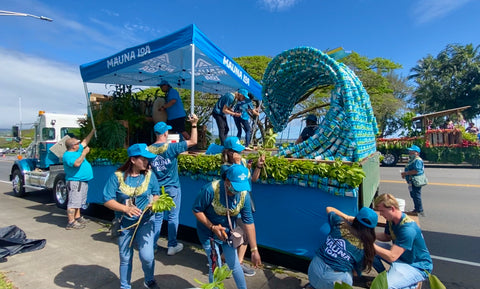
[154, 122, 172, 135]
[127, 143, 157, 159]
[226, 164, 250, 192]
[356, 207, 378, 229]
[407, 145, 421, 153]
[158, 80, 170, 86]
[238, 88, 249, 99]
[224, 136, 245, 152]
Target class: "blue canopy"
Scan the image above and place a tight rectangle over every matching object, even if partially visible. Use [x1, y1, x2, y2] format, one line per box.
[79, 24, 262, 100]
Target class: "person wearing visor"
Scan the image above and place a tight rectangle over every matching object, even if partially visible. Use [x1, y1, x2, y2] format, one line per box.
[305, 206, 378, 289]
[295, 114, 319, 144]
[233, 89, 259, 148]
[102, 143, 160, 289]
[193, 164, 262, 289]
[401, 145, 426, 217]
[212, 89, 248, 145]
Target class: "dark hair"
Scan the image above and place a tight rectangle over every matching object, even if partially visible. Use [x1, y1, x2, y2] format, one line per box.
[117, 156, 149, 178]
[221, 149, 236, 164]
[341, 219, 376, 272]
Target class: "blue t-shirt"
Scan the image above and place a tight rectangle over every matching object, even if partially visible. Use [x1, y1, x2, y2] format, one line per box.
[102, 170, 160, 221]
[385, 213, 433, 273]
[165, 87, 186, 120]
[316, 212, 365, 276]
[213, 93, 235, 115]
[234, 99, 255, 120]
[149, 142, 188, 194]
[62, 144, 93, 181]
[192, 180, 253, 243]
[405, 157, 425, 184]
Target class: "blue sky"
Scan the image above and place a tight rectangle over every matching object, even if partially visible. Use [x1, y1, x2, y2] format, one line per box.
[1, 0, 479, 132]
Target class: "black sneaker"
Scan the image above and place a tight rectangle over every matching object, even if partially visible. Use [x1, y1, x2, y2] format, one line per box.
[144, 279, 160, 289]
[66, 221, 86, 230]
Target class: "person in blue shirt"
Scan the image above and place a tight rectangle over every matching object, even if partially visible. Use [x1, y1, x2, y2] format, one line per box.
[212, 89, 247, 145]
[193, 164, 262, 289]
[62, 128, 95, 230]
[158, 80, 189, 140]
[233, 91, 259, 148]
[149, 115, 199, 256]
[305, 206, 377, 289]
[373, 193, 433, 289]
[220, 136, 265, 277]
[401, 145, 426, 216]
[102, 143, 160, 289]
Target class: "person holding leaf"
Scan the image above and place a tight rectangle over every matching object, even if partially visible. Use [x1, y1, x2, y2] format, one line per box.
[193, 164, 262, 289]
[102, 143, 160, 289]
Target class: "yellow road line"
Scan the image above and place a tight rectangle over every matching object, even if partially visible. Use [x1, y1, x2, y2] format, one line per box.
[381, 180, 480, 188]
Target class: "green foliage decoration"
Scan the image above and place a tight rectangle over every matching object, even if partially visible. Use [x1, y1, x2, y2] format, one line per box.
[194, 264, 232, 289]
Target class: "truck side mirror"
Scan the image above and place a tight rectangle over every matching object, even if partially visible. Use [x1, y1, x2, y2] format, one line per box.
[12, 126, 19, 138]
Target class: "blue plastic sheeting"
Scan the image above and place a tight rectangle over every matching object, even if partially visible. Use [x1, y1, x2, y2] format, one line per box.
[79, 24, 262, 100]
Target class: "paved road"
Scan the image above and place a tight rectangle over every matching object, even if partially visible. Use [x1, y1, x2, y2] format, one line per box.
[1, 158, 480, 288]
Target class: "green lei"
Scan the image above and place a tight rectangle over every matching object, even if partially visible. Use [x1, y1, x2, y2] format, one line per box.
[115, 170, 152, 197]
[147, 143, 169, 154]
[388, 215, 415, 242]
[210, 180, 247, 216]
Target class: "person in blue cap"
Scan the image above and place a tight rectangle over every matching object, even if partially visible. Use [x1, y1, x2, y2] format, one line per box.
[220, 136, 265, 277]
[193, 164, 262, 289]
[102, 143, 160, 289]
[233, 89, 259, 148]
[148, 115, 199, 256]
[304, 206, 377, 289]
[401, 145, 426, 217]
[295, 114, 319, 144]
[158, 80, 190, 140]
[212, 89, 248, 145]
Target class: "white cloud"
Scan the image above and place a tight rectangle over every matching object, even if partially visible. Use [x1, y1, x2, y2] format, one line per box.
[258, 0, 301, 11]
[412, 0, 473, 24]
[0, 48, 89, 129]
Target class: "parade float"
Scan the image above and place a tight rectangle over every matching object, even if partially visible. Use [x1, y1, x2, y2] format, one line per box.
[10, 25, 381, 265]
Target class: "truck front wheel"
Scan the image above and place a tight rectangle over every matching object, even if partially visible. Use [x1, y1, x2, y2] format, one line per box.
[381, 152, 398, 166]
[12, 169, 27, 197]
[53, 174, 68, 209]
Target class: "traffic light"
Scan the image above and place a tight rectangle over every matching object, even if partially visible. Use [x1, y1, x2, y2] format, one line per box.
[12, 126, 19, 138]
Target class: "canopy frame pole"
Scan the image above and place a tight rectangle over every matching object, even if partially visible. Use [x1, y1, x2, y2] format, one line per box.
[83, 83, 97, 138]
[190, 43, 195, 115]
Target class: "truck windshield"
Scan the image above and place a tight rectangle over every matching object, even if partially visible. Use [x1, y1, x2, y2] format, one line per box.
[42, 128, 55, 140]
[61, 127, 81, 138]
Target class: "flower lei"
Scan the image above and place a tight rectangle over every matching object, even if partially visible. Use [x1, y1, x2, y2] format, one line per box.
[147, 143, 169, 155]
[115, 170, 151, 197]
[210, 180, 247, 216]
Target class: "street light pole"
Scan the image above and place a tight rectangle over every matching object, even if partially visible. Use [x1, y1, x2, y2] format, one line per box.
[0, 10, 53, 22]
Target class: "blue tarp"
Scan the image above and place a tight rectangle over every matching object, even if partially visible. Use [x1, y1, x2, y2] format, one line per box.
[79, 24, 262, 100]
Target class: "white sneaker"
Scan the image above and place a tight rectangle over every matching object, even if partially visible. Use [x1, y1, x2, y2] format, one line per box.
[167, 243, 183, 256]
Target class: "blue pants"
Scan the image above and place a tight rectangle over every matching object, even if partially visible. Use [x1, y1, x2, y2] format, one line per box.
[373, 242, 428, 289]
[200, 237, 246, 289]
[234, 117, 252, 146]
[154, 187, 181, 247]
[118, 214, 155, 289]
[409, 184, 423, 213]
[307, 255, 353, 288]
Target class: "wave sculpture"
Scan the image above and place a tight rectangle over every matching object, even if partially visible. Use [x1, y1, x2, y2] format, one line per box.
[262, 47, 378, 161]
